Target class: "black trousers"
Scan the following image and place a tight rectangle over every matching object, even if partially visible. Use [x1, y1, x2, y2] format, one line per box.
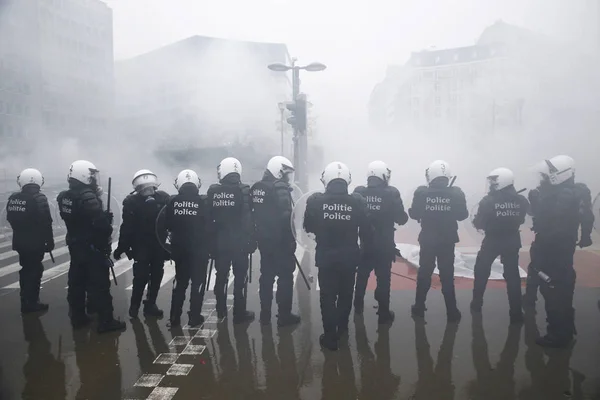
[259, 248, 295, 316]
[131, 246, 165, 309]
[415, 242, 457, 312]
[318, 264, 356, 338]
[524, 240, 541, 300]
[18, 251, 45, 306]
[472, 237, 522, 314]
[67, 246, 114, 323]
[538, 241, 577, 341]
[354, 253, 392, 312]
[170, 251, 209, 319]
[214, 251, 250, 315]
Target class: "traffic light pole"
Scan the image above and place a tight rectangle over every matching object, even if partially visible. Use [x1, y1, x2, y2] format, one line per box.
[290, 63, 309, 192]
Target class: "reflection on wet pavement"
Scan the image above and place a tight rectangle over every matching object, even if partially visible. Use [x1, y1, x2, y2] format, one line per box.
[1, 271, 599, 399]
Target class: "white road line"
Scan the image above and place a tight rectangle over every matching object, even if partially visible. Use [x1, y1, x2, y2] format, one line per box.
[0, 245, 70, 278]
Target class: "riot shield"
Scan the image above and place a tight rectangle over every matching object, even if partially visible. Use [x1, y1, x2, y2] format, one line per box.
[290, 183, 304, 205]
[593, 192, 600, 233]
[155, 204, 171, 253]
[290, 190, 322, 253]
[0, 200, 8, 239]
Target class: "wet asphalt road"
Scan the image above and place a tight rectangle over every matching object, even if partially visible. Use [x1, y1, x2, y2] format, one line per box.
[0, 228, 599, 400]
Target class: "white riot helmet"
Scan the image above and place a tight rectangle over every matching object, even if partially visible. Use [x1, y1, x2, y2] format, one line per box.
[17, 168, 44, 188]
[425, 160, 452, 184]
[174, 169, 201, 190]
[541, 155, 575, 185]
[321, 161, 352, 187]
[267, 156, 295, 182]
[367, 160, 391, 184]
[217, 157, 242, 181]
[486, 167, 514, 192]
[132, 169, 159, 191]
[68, 160, 99, 186]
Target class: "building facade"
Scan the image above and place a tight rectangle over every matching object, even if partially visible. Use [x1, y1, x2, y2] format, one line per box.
[115, 35, 292, 174]
[0, 0, 113, 154]
[369, 21, 568, 135]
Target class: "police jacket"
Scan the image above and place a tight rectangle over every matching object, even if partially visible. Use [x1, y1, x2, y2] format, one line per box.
[117, 190, 170, 256]
[6, 185, 53, 253]
[472, 185, 529, 246]
[165, 183, 208, 256]
[303, 179, 373, 268]
[408, 178, 469, 245]
[251, 171, 295, 253]
[57, 180, 112, 252]
[206, 173, 256, 254]
[528, 179, 594, 244]
[353, 176, 408, 260]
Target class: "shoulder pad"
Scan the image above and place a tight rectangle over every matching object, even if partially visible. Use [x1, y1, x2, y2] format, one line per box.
[207, 183, 221, 192]
[384, 185, 401, 196]
[273, 180, 289, 190]
[8, 192, 19, 200]
[80, 187, 97, 201]
[32, 191, 48, 202]
[351, 192, 367, 203]
[156, 190, 171, 202]
[450, 186, 465, 196]
[307, 192, 324, 203]
[414, 185, 428, 194]
[574, 182, 591, 196]
[240, 184, 250, 195]
[199, 194, 208, 201]
[353, 185, 367, 194]
[123, 193, 136, 205]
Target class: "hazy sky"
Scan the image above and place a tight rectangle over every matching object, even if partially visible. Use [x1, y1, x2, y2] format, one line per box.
[102, 0, 594, 119]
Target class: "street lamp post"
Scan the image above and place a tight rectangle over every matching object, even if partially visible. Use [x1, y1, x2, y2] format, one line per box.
[277, 102, 285, 156]
[268, 59, 326, 192]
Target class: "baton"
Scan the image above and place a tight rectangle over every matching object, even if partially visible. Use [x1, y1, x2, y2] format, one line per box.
[449, 176, 457, 187]
[108, 257, 118, 286]
[49, 251, 55, 264]
[107, 177, 112, 212]
[517, 188, 527, 194]
[249, 253, 253, 283]
[201, 258, 214, 301]
[293, 254, 311, 290]
[105, 177, 117, 286]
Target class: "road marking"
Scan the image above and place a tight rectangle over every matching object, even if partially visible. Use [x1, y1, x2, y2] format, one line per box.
[0, 245, 70, 277]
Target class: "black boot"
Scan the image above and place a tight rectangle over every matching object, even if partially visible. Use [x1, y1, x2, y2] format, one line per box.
[411, 304, 426, 318]
[167, 316, 181, 328]
[260, 309, 271, 325]
[129, 305, 139, 319]
[188, 312, 205, 328]
[277, 312, 301, 327]
[470, 298, 483, 313]
[378, 309, 395, 325]
[319, 333, 338, 351]
[143, 300, 164, 318]
[354, 301, 364, 315]
[21, 302, 49, 314]
[97, 318, 126, 334]
[509, 310, 524, 324]
[233, 310, 255, 324]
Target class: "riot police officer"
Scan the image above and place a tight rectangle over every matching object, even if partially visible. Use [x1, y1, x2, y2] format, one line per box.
[207, 157, 256, 323]
[303, 161, 372, 351]
[57, 160, 125, 333]
[251, 156, 301, 327]
[523, 155, 594, 308]
[409, 160, 468, 322]
[6, 168, 54, 313]
[114, 170, 170, 319]
[353, 160, 408, 324]
[528, 155, 593, 348]
[165, 169, 210, 328]
[470, 168, 529, 323]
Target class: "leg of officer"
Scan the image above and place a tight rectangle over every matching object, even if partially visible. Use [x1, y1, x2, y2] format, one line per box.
[373, 255, 394, 323]
[67, 248, 89, 327]
[259, 250, 276, 324]
[354, 255, 373, 314]
[412, 242, 437, 317]
[275, 249, 299, 326]
[169, 252, 191, 327]
[144, 248, 165, 317]
[232, 251, 254, 323]
[471, 239, 500, 312]
[337, 264, 357, 336]
[437, 242, 461, 321]
[214, 254, 232, 318]
[188, 253, 209, 327]
[318, 264, 340, 351]
[500, 247, 524, 323]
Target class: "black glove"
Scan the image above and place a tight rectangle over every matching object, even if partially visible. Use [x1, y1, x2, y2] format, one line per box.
[246, 240, 257, 254]
[45, 241, 55, 252]
[105, 211, 114, 225]
[113, 248, 124, 260]
[395, 247, 404, 259]
[163, 249, 171, 261]
[125, 250, 134, 260]
[578, 236, 592, 248]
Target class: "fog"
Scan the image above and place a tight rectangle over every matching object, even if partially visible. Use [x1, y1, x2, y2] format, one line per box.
[1, 0, 599, 206]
